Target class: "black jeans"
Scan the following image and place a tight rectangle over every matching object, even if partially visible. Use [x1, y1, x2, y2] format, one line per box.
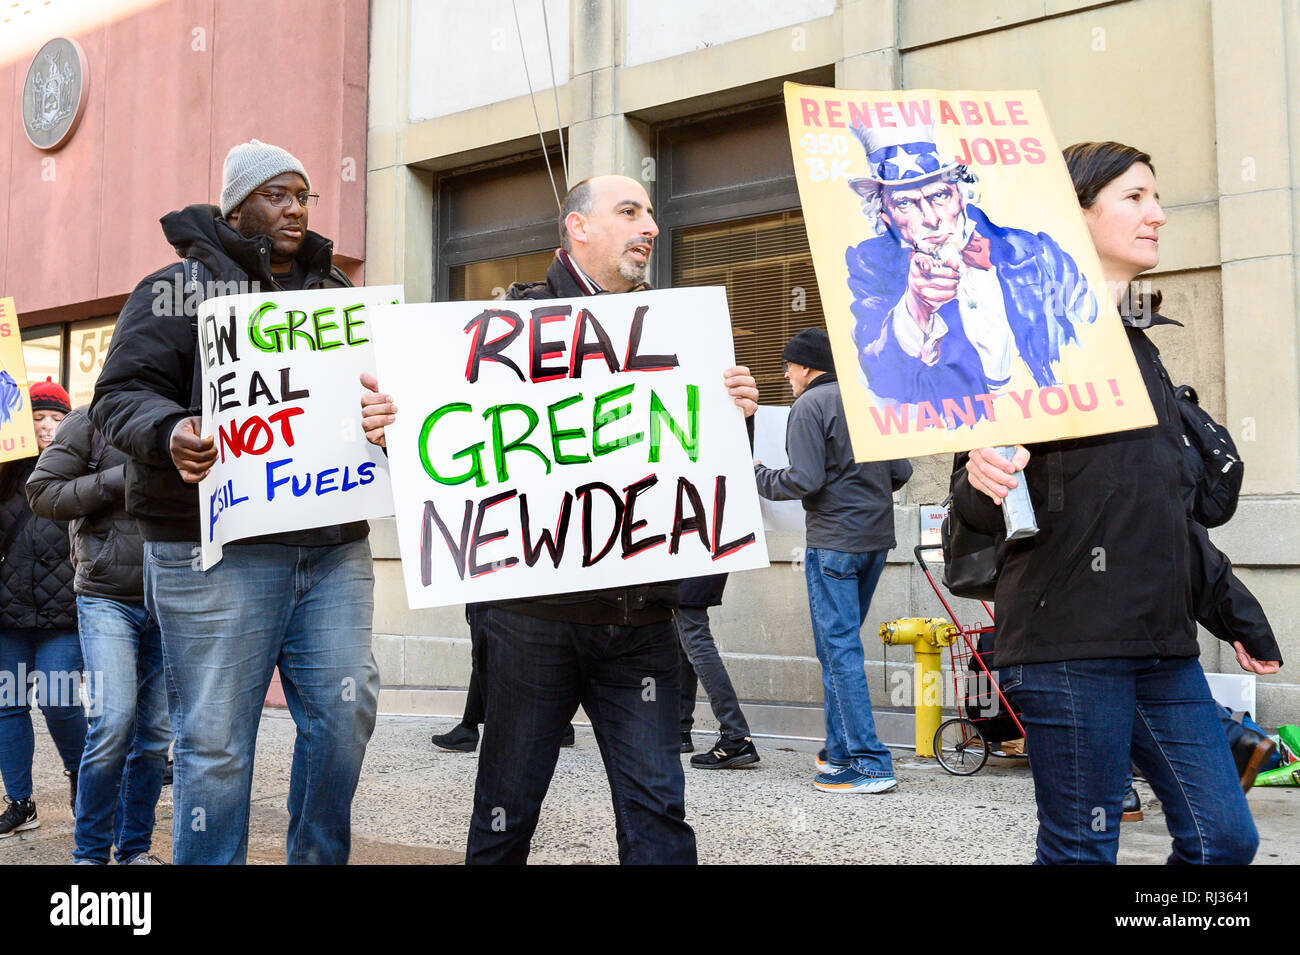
[674, 607, 750, 740]
[462, 605, 486, 727]
[466, 607, 696, 865]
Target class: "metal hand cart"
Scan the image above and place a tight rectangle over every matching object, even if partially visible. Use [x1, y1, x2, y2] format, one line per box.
[913, 544, 1026, 775]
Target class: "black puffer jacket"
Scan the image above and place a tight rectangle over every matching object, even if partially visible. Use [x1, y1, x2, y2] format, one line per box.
[26, 408, 144, 602]
[486, 254, 679, 625]
[951, 313, 1194, 667]
[89, 203, 368, 548]
[0, 458, 76, 630]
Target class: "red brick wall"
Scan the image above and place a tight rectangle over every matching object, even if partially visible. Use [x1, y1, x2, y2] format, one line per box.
[3, 0, 369, 326]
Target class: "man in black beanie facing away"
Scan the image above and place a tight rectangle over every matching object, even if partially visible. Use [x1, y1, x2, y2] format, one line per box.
[754, 328, 911, 794]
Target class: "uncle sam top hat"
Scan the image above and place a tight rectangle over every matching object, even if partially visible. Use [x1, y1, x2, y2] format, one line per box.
[848, 122, 959, 197]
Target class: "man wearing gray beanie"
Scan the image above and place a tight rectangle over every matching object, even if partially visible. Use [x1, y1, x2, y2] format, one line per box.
[754, 327, 912, 795]
[90, 140, 378, 865]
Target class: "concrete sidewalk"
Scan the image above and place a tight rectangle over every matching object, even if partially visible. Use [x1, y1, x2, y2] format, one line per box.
[3, 710, 1296, 865]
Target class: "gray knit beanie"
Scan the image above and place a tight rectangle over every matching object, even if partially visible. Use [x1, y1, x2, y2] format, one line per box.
[220, 139, 310, 217]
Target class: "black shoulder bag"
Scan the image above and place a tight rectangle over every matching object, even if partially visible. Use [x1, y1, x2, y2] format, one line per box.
[940, 450, 1063, 601]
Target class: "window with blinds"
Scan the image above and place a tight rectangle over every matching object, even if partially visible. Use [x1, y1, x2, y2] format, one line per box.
[449, 250, 555, 301]
[670, 210, 825, 406]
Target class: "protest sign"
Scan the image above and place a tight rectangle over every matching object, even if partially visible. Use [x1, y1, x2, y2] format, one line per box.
[0, 297, 37, 464]
[784, 83, 1155, 461]
[753, 405, 806, 535]
[371, 287, 769, 609]
[196, 285, 401, 568]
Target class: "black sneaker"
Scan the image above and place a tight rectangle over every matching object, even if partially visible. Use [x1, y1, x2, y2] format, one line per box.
[680, 732, 695, 754]
[690, 735, 760, 770]
[561, 724, 576, 748]
[0, 797, 39, 837]
[431, 723, 479, 752]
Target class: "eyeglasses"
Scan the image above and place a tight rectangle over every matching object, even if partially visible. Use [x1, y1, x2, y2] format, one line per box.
[250, 189, 320, 209]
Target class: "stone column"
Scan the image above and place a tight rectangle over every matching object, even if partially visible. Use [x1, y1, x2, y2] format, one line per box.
[567, 0, 653, 186]
[366, 0, 434, 302]
[1212, 0, 1300, 494]
[835, 0, 900, 89]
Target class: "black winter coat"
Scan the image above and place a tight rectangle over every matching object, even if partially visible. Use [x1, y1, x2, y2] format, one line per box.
[951, 314, 1195, 667]
[26, 408, 144, 602]
[0, 459, 76, 631]
[1188, 520, 1281, 664]
[89, 203, 368, 548]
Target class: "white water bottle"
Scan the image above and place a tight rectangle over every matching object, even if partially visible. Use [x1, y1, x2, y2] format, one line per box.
[996, 445, 1038, 540]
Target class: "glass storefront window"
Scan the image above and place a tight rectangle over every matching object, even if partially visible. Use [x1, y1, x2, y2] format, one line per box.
[67, 316, 116, 410]
[20, 325, 63, 393]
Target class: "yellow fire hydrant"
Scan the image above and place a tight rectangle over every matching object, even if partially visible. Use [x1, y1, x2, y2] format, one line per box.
[879, 617, 958, 758]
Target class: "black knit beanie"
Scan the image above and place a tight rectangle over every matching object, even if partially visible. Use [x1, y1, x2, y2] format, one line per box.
[781, 328, 833, 372]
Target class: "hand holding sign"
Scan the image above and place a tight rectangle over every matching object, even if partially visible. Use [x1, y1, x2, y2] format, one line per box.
[722, 366, 759, 417]
[359, 371, 396, 448]
[170, 416, 217, 483]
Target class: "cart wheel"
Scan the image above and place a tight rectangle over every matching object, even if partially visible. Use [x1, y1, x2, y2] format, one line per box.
[934, 718, 989, 776]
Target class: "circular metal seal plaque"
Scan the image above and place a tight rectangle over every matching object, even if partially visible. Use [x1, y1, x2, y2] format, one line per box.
[22, 37, 90, 150]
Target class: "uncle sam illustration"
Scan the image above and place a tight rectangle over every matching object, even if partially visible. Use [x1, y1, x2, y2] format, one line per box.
[844, 123, 1097, 414]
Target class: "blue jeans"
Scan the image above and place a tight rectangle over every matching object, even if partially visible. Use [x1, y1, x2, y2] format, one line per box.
[143, 539, 379, 865]
[1005, 655, 1258, 864]
[0, 628, 87, 800]
[467, 607, 696, 865]
[73, 596, 171, 864]
[804, 548, 893, 778]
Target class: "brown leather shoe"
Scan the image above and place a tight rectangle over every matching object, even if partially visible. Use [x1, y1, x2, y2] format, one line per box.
[1233, 727, 1276, 793]
[1121, 786, 1143, 822]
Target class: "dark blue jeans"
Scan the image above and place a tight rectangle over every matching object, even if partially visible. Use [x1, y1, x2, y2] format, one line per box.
[467, 607, 696, 865]
[0, 627, 87, 800]
[1006, 655, 1258, 864]
[73, 596, 170, 864]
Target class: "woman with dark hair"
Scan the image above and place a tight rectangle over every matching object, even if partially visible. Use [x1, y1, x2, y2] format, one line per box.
[951, 142, 1272, 864]
[0, 378, 86, 838]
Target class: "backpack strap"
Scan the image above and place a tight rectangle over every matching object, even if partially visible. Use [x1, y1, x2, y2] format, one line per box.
[1045, 449, 1064, 513]
[182, 258, 214, 412]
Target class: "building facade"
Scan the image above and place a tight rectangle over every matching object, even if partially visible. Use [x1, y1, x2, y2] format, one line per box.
[367, 0, 1300, 730]
[2, 0, 368, 409]
[4, 0, 1295, 733]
